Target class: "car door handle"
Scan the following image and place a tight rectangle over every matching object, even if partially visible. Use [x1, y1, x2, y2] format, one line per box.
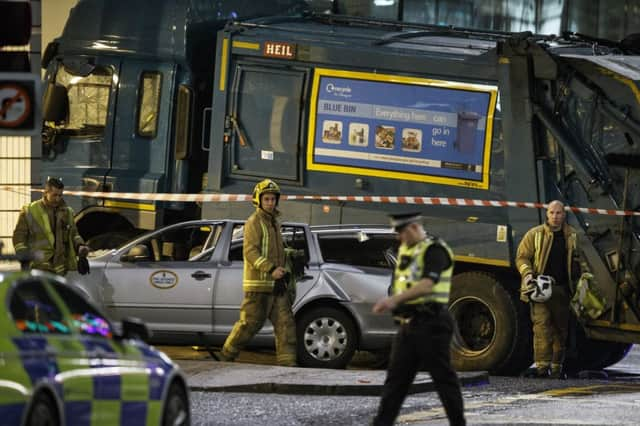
[191, 271, 212, 280]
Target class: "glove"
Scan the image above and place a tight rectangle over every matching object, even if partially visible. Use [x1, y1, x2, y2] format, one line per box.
[78, 256, 90, 275]
[519, 274, 534, 302]
[77, 244, 90, 257]
[273, 272, 290, 296]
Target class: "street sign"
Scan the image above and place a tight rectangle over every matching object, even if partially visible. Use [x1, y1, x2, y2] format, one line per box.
[0, 72, 40, 136]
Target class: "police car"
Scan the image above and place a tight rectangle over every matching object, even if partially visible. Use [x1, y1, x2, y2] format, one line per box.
[0, 256, 190, 425]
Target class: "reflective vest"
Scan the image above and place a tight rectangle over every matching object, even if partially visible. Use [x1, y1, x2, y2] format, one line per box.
[22, 200, 77, 274]
[392, 238, 453, 305]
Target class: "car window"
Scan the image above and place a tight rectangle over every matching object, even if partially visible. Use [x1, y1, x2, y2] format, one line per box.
[53, 285, 113, 339]
[9, 279, 70, 335]
[317, 234, 398, 268]
[228, 224, 245, 261]
[227, 224, 309, 263]
[129, 223, 223, 262]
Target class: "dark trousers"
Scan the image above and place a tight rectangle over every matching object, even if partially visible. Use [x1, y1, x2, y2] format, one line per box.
[373, 309, 465, 426]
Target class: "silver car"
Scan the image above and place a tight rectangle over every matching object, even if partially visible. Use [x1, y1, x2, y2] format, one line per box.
[70, 220, 398, 369]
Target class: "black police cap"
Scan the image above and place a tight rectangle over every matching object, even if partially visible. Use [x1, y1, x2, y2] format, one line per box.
[389, 212, 422, 232]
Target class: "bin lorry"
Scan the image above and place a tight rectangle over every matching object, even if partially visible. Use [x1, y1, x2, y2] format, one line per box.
[40, 0, 640, 374]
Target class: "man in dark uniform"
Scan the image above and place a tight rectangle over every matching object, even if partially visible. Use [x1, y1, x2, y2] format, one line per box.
[372, 213, 465, 426]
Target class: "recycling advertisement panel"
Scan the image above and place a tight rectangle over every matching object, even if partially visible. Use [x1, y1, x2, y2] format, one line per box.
[306, 68, 498, 189]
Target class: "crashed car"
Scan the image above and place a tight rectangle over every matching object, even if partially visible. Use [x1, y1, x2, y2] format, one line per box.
[70, 220, 398, 368]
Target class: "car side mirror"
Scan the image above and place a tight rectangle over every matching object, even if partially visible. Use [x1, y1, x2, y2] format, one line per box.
[119, 317, 151, 342]
[42, 82, 69, 124]
[121, 244, 151, 262]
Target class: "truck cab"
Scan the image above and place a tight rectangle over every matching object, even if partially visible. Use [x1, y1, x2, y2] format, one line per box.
[40, 0, 309, 248]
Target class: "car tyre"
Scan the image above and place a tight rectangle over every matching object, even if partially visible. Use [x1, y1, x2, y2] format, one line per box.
[26, 392, 58, 426]
[297, 306, 357, 369]
[162, 382, 190, 426]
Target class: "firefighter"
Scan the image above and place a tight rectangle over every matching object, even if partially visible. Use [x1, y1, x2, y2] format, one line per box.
[12, 177, 90, 276]
[219, 179, 297, 366]
[516, 200, 581, 379]
[372, 213, 465, 426]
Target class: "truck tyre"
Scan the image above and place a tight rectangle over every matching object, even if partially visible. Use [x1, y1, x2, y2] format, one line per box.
[449, 272, 532, 375]
[26, 392, 59, 426]
[565, 325, 633, 372]
[162, 382, 190, 426]
[598, 343, 633, 369]
[296, 306, 357, 369]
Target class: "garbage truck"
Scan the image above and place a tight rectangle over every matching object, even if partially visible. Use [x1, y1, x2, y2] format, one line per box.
[40, 0, 640, 374]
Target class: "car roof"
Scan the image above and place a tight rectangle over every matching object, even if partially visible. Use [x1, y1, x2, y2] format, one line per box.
[310, 224, 395, 234]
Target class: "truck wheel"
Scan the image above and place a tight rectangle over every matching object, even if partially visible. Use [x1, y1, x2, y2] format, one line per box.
[565, 326, 632, 372]
[296, 306, 357, 369]
[449, 272, 531, 375]
[599, 343, 633, 369]
[26, 392, 59, 426]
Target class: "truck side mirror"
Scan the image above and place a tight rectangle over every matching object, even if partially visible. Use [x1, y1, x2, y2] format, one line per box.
[42, 82, 69, 124]
[41, 41, 58, 69]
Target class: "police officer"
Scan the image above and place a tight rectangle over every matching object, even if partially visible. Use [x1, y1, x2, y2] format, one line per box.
[219, 179, 297, 366]
[516, 200, 580, 379]
[12, 177, 90, 276]
[372, 213, 465, 426]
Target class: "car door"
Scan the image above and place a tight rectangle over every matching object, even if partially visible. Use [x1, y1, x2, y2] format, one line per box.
[314, 232, 396, 333]
[211, 223, 246, 337]
[211, 223, 320, 337]
[101, 222, 223, 335]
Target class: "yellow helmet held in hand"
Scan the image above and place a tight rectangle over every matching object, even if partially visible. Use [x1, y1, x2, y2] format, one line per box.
[252, 179, 281, 208]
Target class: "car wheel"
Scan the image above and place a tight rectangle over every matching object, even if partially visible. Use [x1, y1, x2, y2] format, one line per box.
[297, 306, 357, 369]
[449, 272, 532, 375]
[162, 382, 190, 426]
[26, 393, 58, 426]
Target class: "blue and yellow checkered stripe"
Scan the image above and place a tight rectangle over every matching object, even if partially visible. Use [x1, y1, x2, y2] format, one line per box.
[1, 333, 173, 426]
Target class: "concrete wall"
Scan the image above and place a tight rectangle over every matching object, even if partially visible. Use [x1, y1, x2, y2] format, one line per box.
[42, 0, 76, 53]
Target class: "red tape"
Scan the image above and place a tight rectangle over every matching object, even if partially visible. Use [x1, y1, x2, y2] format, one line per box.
[1, 186, 639, 216]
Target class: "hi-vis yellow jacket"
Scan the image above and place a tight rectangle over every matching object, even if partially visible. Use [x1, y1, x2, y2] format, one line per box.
[516, 222, 578, 300]
[392, 238, 454, 305]
[242, 208, 285, 293]
[12, 199, 84, 275]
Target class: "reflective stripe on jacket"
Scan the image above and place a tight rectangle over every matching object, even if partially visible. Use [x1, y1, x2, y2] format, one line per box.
[392, 238, 453, 305]
[12, 199, 82, 274]
[242, 208, 285, 292]
[515, 222, 577, 280]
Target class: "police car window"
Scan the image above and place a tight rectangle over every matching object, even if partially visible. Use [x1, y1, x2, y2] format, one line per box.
[53, 285, 113, 339]
[317, 234, 397, 268]
[10, 280, 70, 335]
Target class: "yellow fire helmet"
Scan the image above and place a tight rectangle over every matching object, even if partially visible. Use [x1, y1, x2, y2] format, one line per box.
[252, 179, 281, 208]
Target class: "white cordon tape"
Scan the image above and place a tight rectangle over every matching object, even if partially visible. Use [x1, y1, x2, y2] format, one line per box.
[2, 186, 640, 216]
